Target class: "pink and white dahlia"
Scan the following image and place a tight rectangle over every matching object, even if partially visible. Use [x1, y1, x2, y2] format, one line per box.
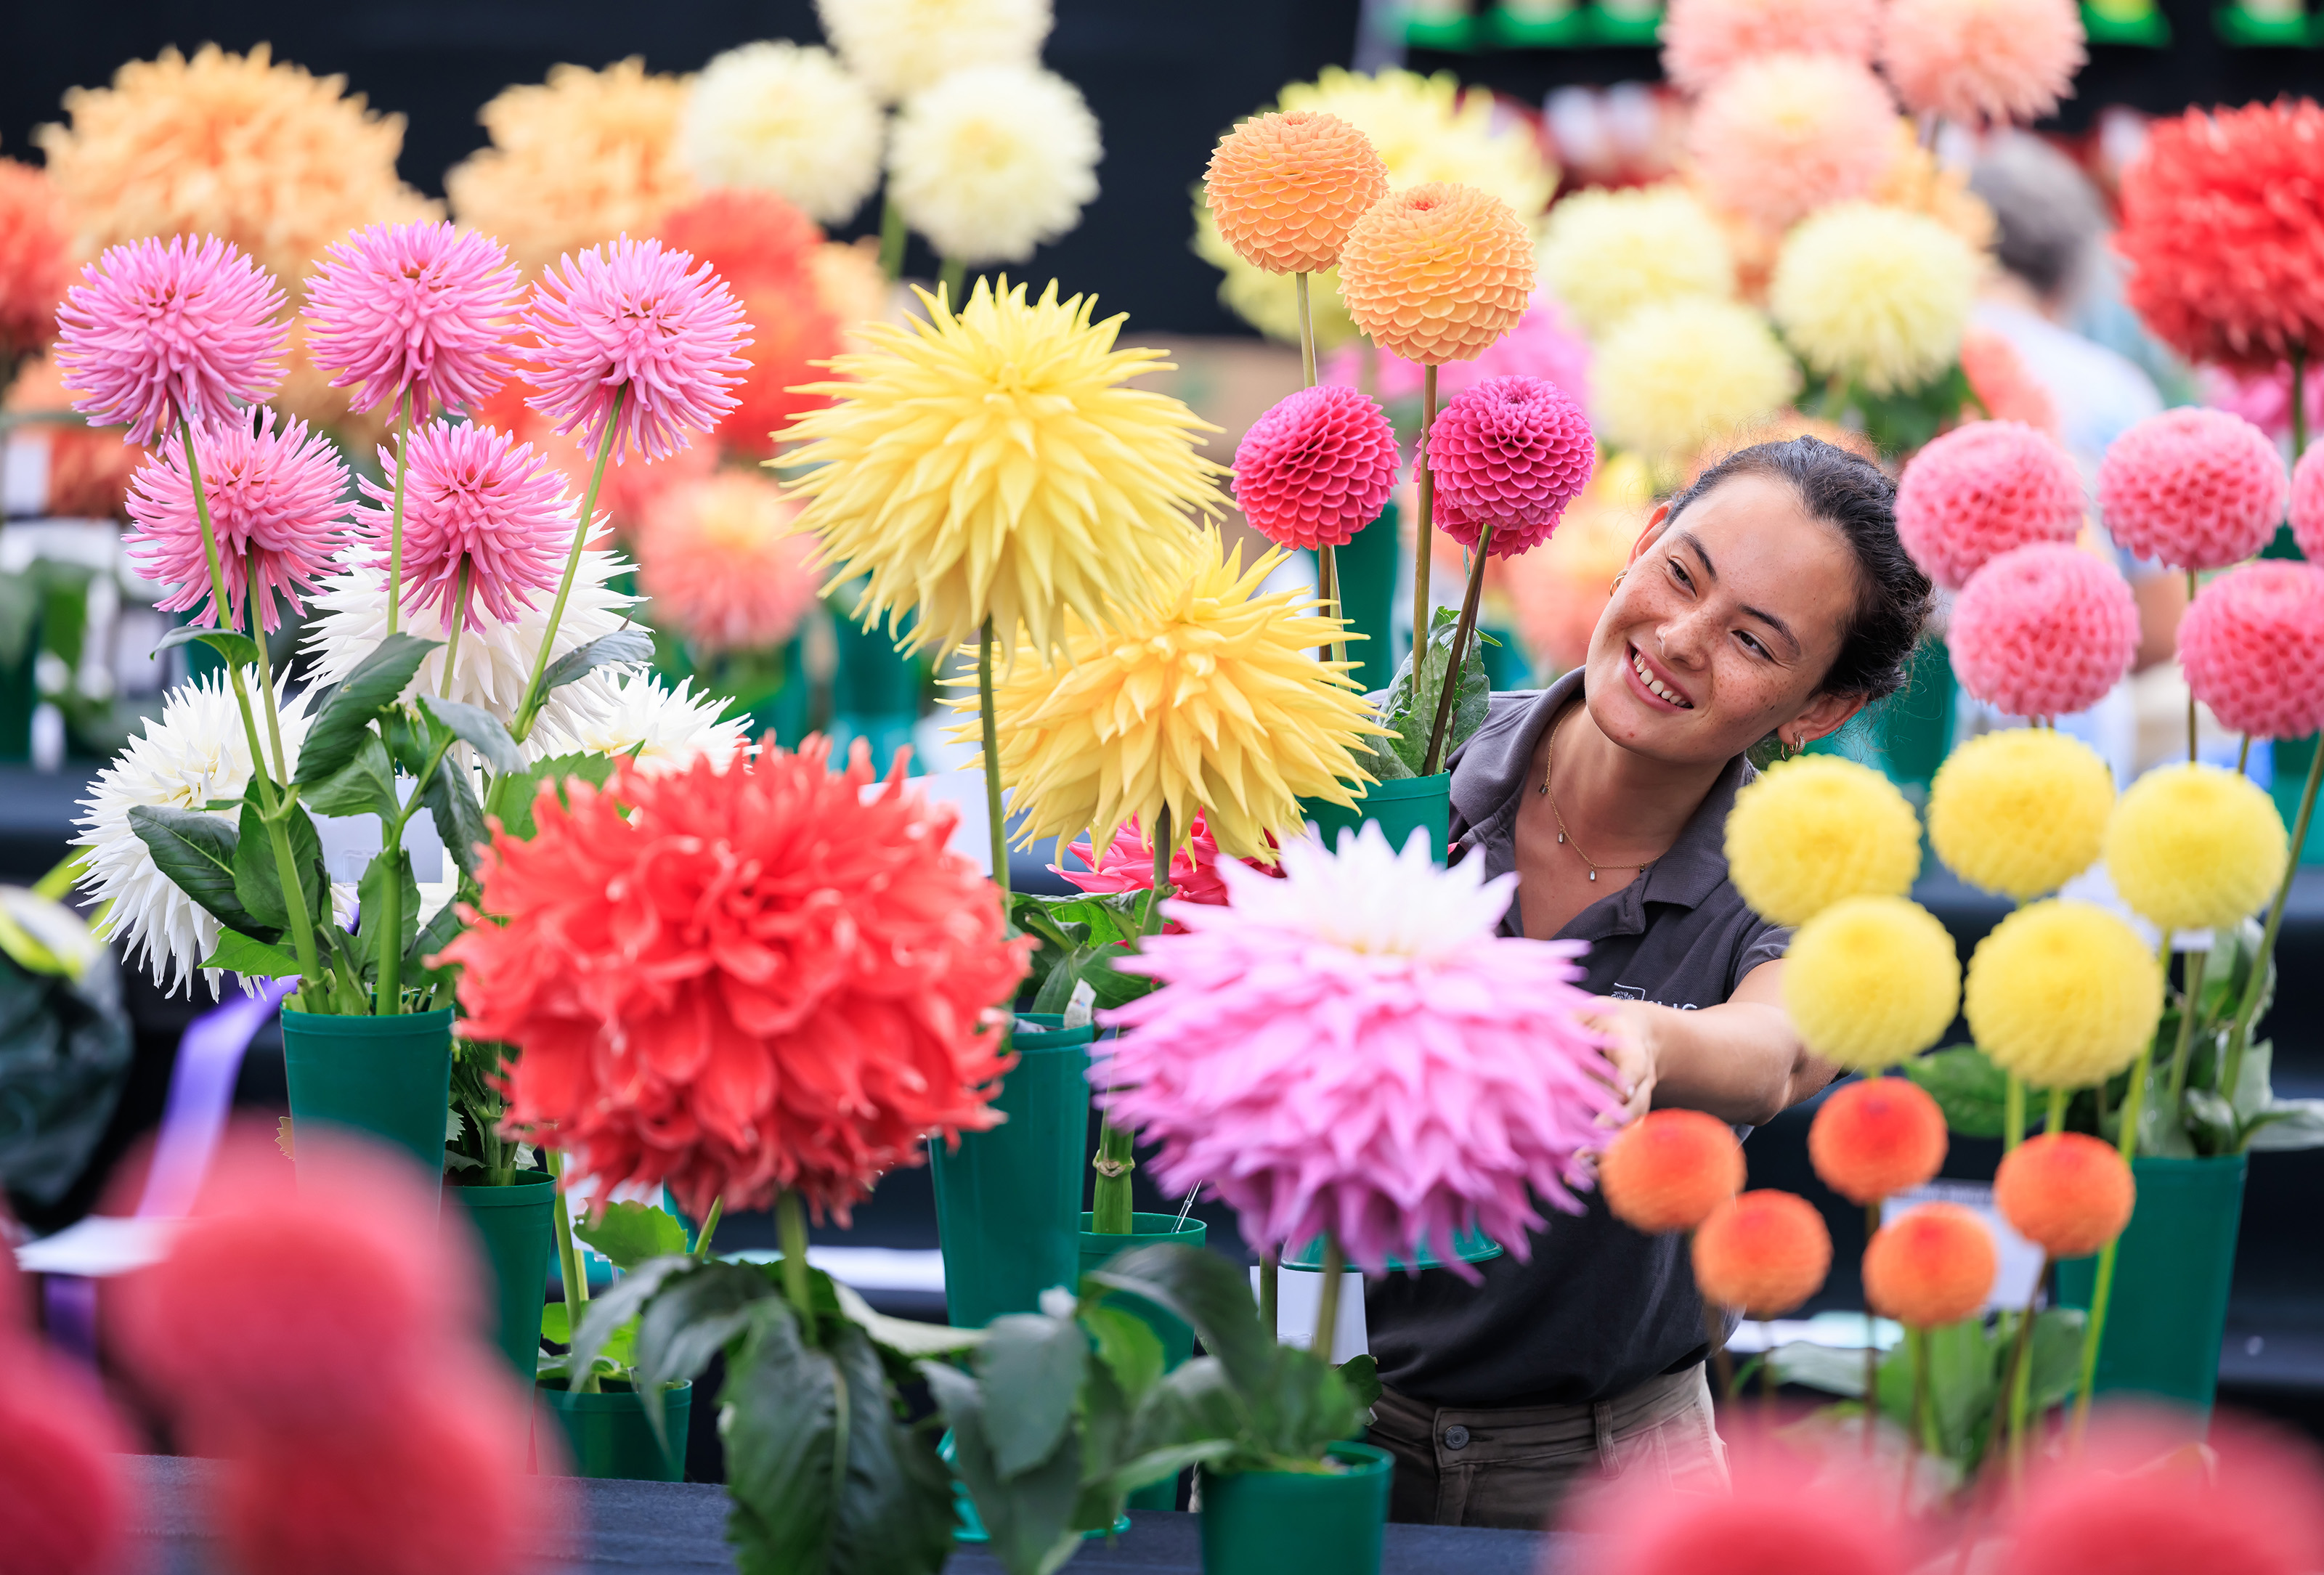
[53, 235, 288, 444]
[2096, 406, 2290, 572]
[303, 221, 522, 418]
[1232, 384, 1400, 552]
[1896, 419, 2083, 590]
[1099, 822, 1617, 1277]
[352, 420, 572, 629]
[521, 236, 751, 465]
[1426, 374, 1596, 558]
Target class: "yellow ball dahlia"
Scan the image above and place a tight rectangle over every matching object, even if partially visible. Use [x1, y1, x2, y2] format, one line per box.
[1536, 184, 1736, 338]
[1928, 728, 2114, 900]
[1726, 756, 1922, 927]
[1965, 899, 2163, 1088]
[776, 277, 1227, 660]
[1590, 298, 1800, 462]
[964, 532, 1386, 861]
[1768, 203, 1982, 396]
[680, 41, 885, 227]
[1338, 183, 1535, 366]
[1277, 68, 1557, 221]
[1205, 110, 1389, 276]
[1191, 203, 1360, 350]
[1784, 895, 1962, 1070]
[2103, 762, 2288, 935]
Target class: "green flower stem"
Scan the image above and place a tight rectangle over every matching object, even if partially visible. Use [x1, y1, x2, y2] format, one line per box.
[1991, 1269, 2046, 1491]
[2224, 740, 2322, 1102]
[1094, 810, 1171, 1235]
[1259, 1248, 1278, 1343]
[778, 1190, 813, 1337]
[2004, 1074, 2025, 1152]
[1312, 1232, 1344, 1361]
[2239, 735, 2253, 776]
[1908, 1326, 1935, 1455]
[232, 554, 324, 1011]
[2164, 948, 2209, 1110]
[979, 619, 1009, 904]
[1412, 365, 1437, 672]
[879, 197, 907, 282]
[1295, 272, 1318, 390]
[2047, 1086, 2068, 1133]
[694, 1196, 726, 1261]
[2071, 1239, 2116, 1446]
[386, 388, 414, 636]
[549, 1147, 598, 1394]
[375, 850, 403, 1016]
[1421, 521, 1492, 776]
[513, 391, 625, 744]
[442, 562, 471, 699]
[2185, 571, 2200, 764]
[938, 257, 965, 306]
[2292, 344, 2309, 463]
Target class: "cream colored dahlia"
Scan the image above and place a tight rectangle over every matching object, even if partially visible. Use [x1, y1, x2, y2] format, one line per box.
[814, 0, 1052, 103]
[1590, 298, 1800, 461]
[1769, 202, 1983, 396]
[1536, 183, 1735, 338]
[529, 671, 749, 776]
[886, 63, 1101, 266]
[680, 42, 885, 227]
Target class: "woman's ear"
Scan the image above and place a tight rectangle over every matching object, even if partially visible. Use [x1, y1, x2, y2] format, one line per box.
[1627, 501, 1675, 566]
[1787, 689, 1869, 751]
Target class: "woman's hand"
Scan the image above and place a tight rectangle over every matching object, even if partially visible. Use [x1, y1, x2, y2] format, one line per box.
[1577, 996, 1661, 1127]
[1577, 962, 1844, 1130]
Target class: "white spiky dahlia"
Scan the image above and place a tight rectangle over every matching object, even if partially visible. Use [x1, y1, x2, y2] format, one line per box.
[814, 0, 1052, 103]
[886, 63, 1101, 266]
[680, 42, 885, 227]
[529, 672, 749, 776]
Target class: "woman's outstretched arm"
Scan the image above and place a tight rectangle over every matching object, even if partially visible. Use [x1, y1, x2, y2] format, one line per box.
[1578, 960, 1842, 1129]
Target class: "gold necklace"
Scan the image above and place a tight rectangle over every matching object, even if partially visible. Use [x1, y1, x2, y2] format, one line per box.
[1537, 703, 1649, 883]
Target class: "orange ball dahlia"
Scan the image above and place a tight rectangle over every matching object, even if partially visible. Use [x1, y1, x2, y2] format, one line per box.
[1993, 1132, 2134, 1260]
[1808, 1077, 1949, 1205]
[1206, 110, 1390, 276]
[1600, 1108, 1747, 1234]
[1692, 1189, 1833, 1317]
[1338, 182, 1535, 366]
[1863, 1202, 1996, 1327]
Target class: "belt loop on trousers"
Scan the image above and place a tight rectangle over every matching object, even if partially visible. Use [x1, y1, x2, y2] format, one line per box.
[1592, 1401, 1619, 1476]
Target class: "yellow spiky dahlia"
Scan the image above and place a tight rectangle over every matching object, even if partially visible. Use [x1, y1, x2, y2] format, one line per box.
[963, 532, 1385, 861]
[1338, 183, 1534, 366]
[1768, 203, 1983, 396]
[1928, 728, 2113, 900]
[776, 277, 1226, 659]
[1206, 110, 1389, 276]
[1535, 184, 1735, 338]
[1966, 899, 2163, 1087]
[1590, 298, 1800, 462]
[1783, 895, 1962, 1070]
[2103, 762, 2288, 935]
[1726, 756, 1922, 927]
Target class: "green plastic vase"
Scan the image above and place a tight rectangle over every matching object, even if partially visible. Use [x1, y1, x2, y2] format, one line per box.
[1300, 773, 1452, 865]
[1282, 1226, 1501, 1272]
[1080, 1210, 1207, 1510]
[280, 1007, 455, 1195]
[1333, 502, 1402, 695]
[447, 1172, 558, 1379]
[537, 1378, 692, 1481]
[1199, 1442, 1393, 1575]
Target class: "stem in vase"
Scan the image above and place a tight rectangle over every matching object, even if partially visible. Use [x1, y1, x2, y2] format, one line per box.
[1312, 1232, 1344, 1360]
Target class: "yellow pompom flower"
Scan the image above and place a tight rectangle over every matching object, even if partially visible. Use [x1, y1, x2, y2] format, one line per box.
[1784, 896, 1962, 1070]
[2103, 762, 2288, 935]
[963, 532, 1387, 860]
[1967, 900, 2163, 1088]
[1536, 184, 1736, 338]
[886, 63, 1102, 266]
[1590, 298, 1800, 463]
[1928, 729, 2114, 900]
[1768, 203, 1982, 396]
[1191, 204, 1360, 350]
[777, 277, 1227, 660]
[1726, 756, 1922, 926]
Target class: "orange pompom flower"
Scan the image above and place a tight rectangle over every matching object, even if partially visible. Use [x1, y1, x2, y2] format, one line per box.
[1206, 110, 1390, 275]
[1692, 1189, 1834, 1316]
[1863, 1202, 1996, 1327]
[1993, 1132, 2134, 1260]
[1338, 182, 1535, 365]
[638, 472, 821, 654]
[1809, 1076, 1949, 1205]
[1600, 1108, 1747, 1234]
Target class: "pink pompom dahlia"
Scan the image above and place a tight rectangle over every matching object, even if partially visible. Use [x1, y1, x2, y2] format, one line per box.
[522, 235, 751, 465]
[1232, 384, 1400, 551]
[2097, 407, 2289, 571]
[1427, 374, 1596, 558]
[125, 407, 349, 632]
[1877, 0, 2085, 128]
[1896, 420, 2083, 590]
[1099, 822, 1617, 1277]
[1685, 54, 1900, 232]
[2179, 561, 2324, 740]
[352, 420, 572, 630]
[1950, 542, 2138, 720]
[53, 235, 288, 445]
[2296, 442, 2324, 563]
[1659, 0, 1882, 93]
[303, 221, 522, 418]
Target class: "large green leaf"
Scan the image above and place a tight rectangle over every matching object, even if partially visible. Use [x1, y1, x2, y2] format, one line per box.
[922, 1362, 1082, 1575]
[633, 1259, 773, 1396]
[1087, 1244, 1271, 1396]
[296, 632, 439, 786]
[152, 623, 262, 669]
[1901, 1045, 2010, 1139]
[302, 733, 402, 822]
[231, 791, 327, 939]
[577, 1200, 691, 1270]
[418, 694, 524, 773]
[1243, 1345, 1362, 1465]
[1376, 606, 1490, 777]
[1081, 1302, 1164, 1410]
[405, 898, 466, 986]
[199, 929, 301, 979]
[564, 1256, 692, 1380]
[543, 629, 654, 692]
[1119, 1356, 1245, 1465]
[483, 752, 618, 842]
[978, 1313, 1088, 1480]
[2023, 1308, 2086, 1414]
[127, 805, 272, 939]
[355, 847, 420, 983]
[423, 759, 492, 878]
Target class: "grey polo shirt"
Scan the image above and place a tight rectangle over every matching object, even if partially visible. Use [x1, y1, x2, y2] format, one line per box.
[1365, 670, 1789, 1409]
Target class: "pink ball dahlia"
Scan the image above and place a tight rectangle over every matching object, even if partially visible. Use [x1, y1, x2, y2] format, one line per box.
[1950, 542, 2139, 720]
[125, 407, 349, 633]
[2178, 561, 2324, 740]
[1685, 54, 1901, 232]
[1232, 383, 1399, 551]
[521, 235, 751, 465]
[303, 220, 522, 418]
[1896, 420, 2083, 590]
[2297, 442, 2324, 563]
[1427, 375, 1596, 558]
[1660, 0, 1882, 94]
[1099, 822, 1617, 1277]
[53, 235, 288, 446]
[2096, 407, 2289, 571]
[1877, 0, 2085, 128]
[352, 419, 572, 630]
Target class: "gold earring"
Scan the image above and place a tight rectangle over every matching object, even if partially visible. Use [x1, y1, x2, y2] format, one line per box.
[1609, 570, 1626, 593]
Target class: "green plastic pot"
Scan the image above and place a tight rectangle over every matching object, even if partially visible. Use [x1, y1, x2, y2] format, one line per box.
[280, 1006, 455, 1192]
[537, 1377, 691, 1481]
[2055, 1153, 2246, 1415]
[1199, 1442, 1393, 1575]
[930, 1015, 1092, 1330]
[1300, 773, 1452, 866]
[1333, 502, 1402, 695]
[1080, 1210, 1207, 1510]
[1282, 1226, 1502, 1272]
[447, 1171, 558, 1379]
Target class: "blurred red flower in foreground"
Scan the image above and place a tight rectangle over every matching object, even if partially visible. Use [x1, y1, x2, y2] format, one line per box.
[0, 1331, 137, 1575]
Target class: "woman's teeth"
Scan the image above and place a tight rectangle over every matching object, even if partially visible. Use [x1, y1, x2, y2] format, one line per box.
[1633, 648, 1692, 708]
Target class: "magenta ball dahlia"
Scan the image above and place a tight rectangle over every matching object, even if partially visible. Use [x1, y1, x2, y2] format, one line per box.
[1231, 383, 1400, 551]
[2179, 561, 2324, 740]
[1896, 420, 2083, 590]
[2096, 407, 2290, 571]
[2291, 442, 2324, 563]
[1426, 375, 1596, 558]
[1950, 542, 2139, 720]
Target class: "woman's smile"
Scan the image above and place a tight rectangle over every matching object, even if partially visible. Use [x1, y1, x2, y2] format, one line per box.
[1625, 643, 1695, 710]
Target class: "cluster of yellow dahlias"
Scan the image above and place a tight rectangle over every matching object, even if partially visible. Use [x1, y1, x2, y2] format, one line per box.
[1589, 298, 1799, 463]
[1768, 203, 1981, 396]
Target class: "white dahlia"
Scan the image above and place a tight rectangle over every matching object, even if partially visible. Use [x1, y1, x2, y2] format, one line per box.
[529, 672, 749, 776]
[886, 63, 1101, 266]
[814, 0, 1052, 103]
[680, 41, 885, 227]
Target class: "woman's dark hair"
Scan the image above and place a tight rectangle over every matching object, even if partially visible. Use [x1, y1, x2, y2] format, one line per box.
[1663, 436, 1933, 703]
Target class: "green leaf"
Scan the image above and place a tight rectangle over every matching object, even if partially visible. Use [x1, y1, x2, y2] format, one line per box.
[231, 792, 328, 940]
[1243, 1346, 1361, 1464]
[422, 758, 491, 879]
[1086, 1243, 1271, 1396]
[2243, 1099, 2324, 1152]
[1101, 1441, 1238, 1502]
[1770, 1340, 1872, 1398]
[1119, 1356, 1245, 1466]
[199, 929, 301, 979]
[405, 898, 465, 986]
[482, 752, 618, 842]
[1901, 1046, 2010, 1139]
[633, 1259, 773, 1395]
[418, 694, 524, 773]
[564, 1256, 692, 1381]
[978, 1312, 1088, 1480]
[1376, 606, 1490, 777]
[1081, 1302, 1165, 1409]
[357, 846, 420, 980]
[302, 733, 402, 821]
[540, 1302, 637, 1374]
[127, 805, 272, 938]
[922, 1362, 1084, 1575]
[382, 707, 436, 777]
[543, 629, 655, 692]
[152, 623, 262, 669]
[1335, 1353, 1382, 1413]
[296, 632, 439, 786]
[827, 1278, 986, 1357]
[2024, 1308, 2086, 1414]
[577, 1200, 692, 1270]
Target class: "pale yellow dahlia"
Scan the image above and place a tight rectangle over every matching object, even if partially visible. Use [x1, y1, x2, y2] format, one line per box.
[1590, 298, 1799, 462]
[1191, 202, 1360, 349]
[1535, 184, 1735, 338]
[815, 0, 1052, 104]
[776, 277, 1226, 659]
[2103, 762, 2288, 935]
[961, 532, 1384, 861]
[1927, 728, 2113, 900]
[680, 41, 884, 227]
[886, 63, 1101, 266]
[1783, 895, 1962, 1070]
[1768, 203, 1983, 396]
[1966, 899, 2163, 1088]
[1726, 755, 1922, 926]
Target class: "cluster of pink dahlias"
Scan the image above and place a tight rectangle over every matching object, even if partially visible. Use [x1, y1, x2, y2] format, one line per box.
[2179, 561, 2324, 740]
[1895, 419, 2082, 590]
[1232, 383, 1400, 550]
[2096, 407, 2289, 571]
[1427, 374, 1596, 558]
[1949, 541, 2139, 720]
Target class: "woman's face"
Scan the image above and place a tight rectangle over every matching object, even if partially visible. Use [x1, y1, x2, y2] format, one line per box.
[1583, 473, 1869, 766]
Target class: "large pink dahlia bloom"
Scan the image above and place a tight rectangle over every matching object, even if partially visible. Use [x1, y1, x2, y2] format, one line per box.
[1949, 542, 2138, 720]
[353, 420, 572, 629]
[54, 235, 287, 445]
[304, 221, 522, 418]
[1232, 384, 1399, 551]
[1427, 374, 1596, 558]
[2179, 561, 2324, 741]
[1896, 420, 2083, 590]
[1099, 822, 1617, 1277]
[2096, 407, 2289, 572]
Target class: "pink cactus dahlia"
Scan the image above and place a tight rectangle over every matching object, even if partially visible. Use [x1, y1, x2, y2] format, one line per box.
[1896, 420, 2083, 590]
[53, 235, 288, 445]
[1098, 822, 1617, 1277]
[303, 220, 522, 418]
[1232, 384, 1400, 551]
[2179, 561, 2324, 741]
[1427, 374, 1596, 557]
[1058, 811, 1238, 931]
[1949, 542, 2138, 720]
[352, 420, 572, 630]
[2096, 407, 2290, 572]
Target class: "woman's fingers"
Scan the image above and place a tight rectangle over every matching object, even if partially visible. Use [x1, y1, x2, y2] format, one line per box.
[1577, 998, 1659, 1124]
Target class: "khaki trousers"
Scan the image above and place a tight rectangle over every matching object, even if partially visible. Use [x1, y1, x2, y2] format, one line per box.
[1368, 1364, 1728, 1530]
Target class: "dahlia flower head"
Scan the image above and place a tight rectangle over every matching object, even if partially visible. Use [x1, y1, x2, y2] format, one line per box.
[814, 0, 1053, 104]
[1960, 327, 2060, 434]
[353, 420, 570, 630]
[54, 235, 288, 446]
[1337, 182, 1535, 366]
[1864, 1201, 1996, 1327]
[2179, 561, 2324, 740]
[1896, 420, 2084, 590]
[1809, 1075, 1948, 1205]
[0, 158, 70, 362]
[1927, 727, 2115, 900]
[2103, 762, 2286, 936]
[2298, 443, 2324, 562]
[527, 671, 750, 779]
[1965, 898, 2162, 1087]
[2095, 406, 2289, 572]
[1322, 299, 1593, 409]
[1769, 203, 1980, 397]
[1097, 822, 1618, 1276]
[1232, 383, 1400, 552]
[1535, 183, 1736, 339]
[1590, 298, 1799, 461]
[1691, 1189, 1832, 1317]
[1059, 811, 1235, 930]
[302, 221, 521, 418]
[1205, 110, 1390, 275]
[126, 407, 349, 634]
[680, 41, 885, 227]
[636, 471, 818, 653]
[1598, 1108, 1745, 1234]
[1278, 68, 1557, 221]
[1685, 54, 1901, 232]
[1782, 895, 1962, 1070]
[887, 63, 1102, 266]
[1426, 375, 1597, 557]
[447, 739, 1031, 1222]
[1949, 542, 2139, 720]
[1994, 1131, 2132, 1260]
[1659, 0, 1882, 91]
[0, 1326, 135, 1575]
[2115, 100, 2324, 373]
[1878, 0, 2086, 127]
[1725, 756, 1922, 927]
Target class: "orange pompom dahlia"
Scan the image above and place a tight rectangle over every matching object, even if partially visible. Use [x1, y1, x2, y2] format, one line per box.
[1206, 110, 1389, 276]
[1692, 1189, 1833, 1316]
[1600, 1108, 1746, 1234]
[1863, 1202, 1996, 1327]
[1808, 1077, 1949, 1205]
[1993, 1132, 2134, 1260]
[1338, 182, 1535, 365]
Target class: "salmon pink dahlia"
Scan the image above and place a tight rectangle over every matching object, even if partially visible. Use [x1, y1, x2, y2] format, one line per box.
[1877, 0, 2085, 128]
[1337, 182, 1535, 366]
[635, 471, 818, 653]
[54, 234, 288, 444]
[1863, 1201, 1996, 1327]
[1691, 1189, 1832, 1317]
[1232, 383, 1400, 551]
[1808, 1076, 1947, 1205]
[302, 221, 522, 418]
[1568, 1432, 1910, 1574]
[1685, 54, 1899, 232]
[0, 158, 70, 367]
[1427, 374, 1596, 557]
[1949, 542, 2138, 720]
[2096, 407, 2289, 571]
[1993, 1131, 2132, 1260]
[1205, 110, 1390, 275]
[1895, 420, 2083, 590]
[1659, 0, 1882, 94]
[1598, 1108, 1746, 1234]
[353, 419, 572, 630]
[658, 190, 840, 460]
[2179, 561, 2324, 740]
[447, 739, 1031, 1222]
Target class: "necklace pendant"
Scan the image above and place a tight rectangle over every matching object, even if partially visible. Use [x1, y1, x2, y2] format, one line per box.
[1558, 831, 1567, 844]
[1588, 869, 1597, 881]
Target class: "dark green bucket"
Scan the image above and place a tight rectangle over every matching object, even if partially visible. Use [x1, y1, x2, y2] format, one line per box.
[1200, 1441, 1393, 1575]
[1333, 502, 1402, 695]
[2055, 1153, 2246, 1415]
[930, 1015, 1092, 1330]
[537, 1377, 692, 1481]
[1300, 773, 1452, 865]
[280, 1006, 455, 1192]
[1080, 1210, 1207, 1510]
[447, 1172, 558, 1380]
[1283, 1226, 1502, 1272]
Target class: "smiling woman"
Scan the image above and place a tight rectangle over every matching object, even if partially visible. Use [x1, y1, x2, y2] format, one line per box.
[1365, 435, 1935, 1531]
